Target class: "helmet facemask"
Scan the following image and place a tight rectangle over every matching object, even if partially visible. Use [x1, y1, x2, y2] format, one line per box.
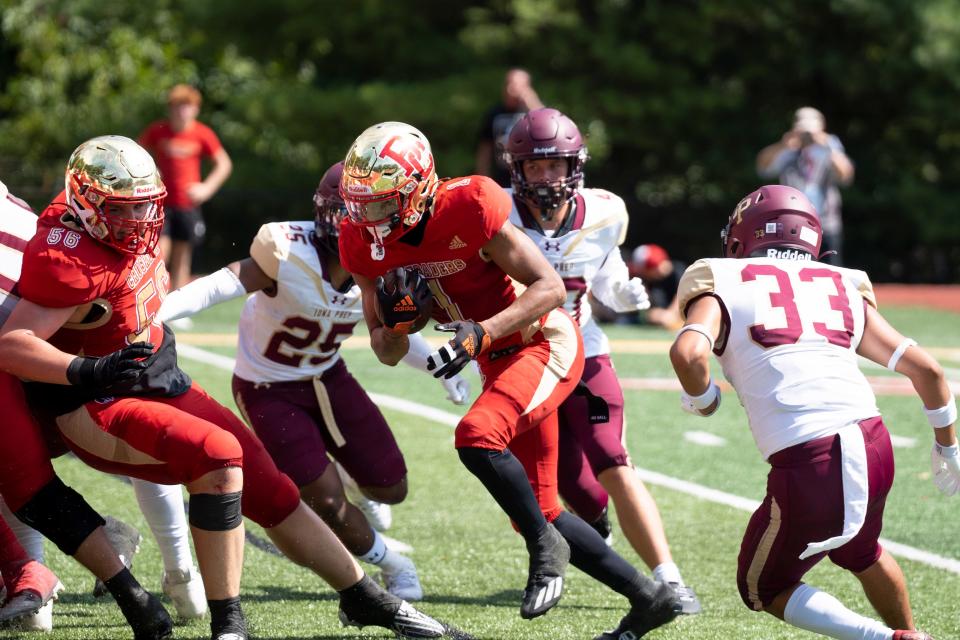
[511, 154, 586, 220]
[65, 135, 166, 256]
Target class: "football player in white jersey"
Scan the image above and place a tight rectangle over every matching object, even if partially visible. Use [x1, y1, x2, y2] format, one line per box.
[502, 108, 700, 615]
[670, 184, 957, 640]
[159, 162, 471, 601]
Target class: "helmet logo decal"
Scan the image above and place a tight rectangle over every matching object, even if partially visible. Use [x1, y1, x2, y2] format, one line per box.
[379, 136, 431, 177]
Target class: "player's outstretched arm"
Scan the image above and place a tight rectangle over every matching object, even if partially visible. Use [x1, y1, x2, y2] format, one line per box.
[0, 299, 85, 384]
[158, 258, 271, 323]
[354, 272, 409, 366]
[858, 304, 958, 494]
[591, 248, 650, 312]
[481, 220, 565, 341]
[669, 295, 722, 416]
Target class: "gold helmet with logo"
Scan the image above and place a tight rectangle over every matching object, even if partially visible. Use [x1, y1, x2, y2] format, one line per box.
[65, 135, 166, 255]
[339, 122, 438, 246]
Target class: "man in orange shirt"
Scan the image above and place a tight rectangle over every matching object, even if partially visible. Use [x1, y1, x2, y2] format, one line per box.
[140, 84, 233, 295]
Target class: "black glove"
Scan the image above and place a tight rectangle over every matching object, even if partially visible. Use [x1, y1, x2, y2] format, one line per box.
[426, 321, 491, 379]
[66, 343, 154, 393]
[375, 267, 432, 334]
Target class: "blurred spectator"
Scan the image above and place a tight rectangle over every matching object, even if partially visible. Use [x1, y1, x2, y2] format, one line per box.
[756, 106, 854, 265]
[474, 68, 543, 186]
[139, 84, 232, 296]
[628, 244, 684, 329]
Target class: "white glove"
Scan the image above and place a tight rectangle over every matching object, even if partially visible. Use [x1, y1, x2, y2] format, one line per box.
[611, 277, 651, 311]
[930, 441, 960, 496]
[442, 375, 470, 405]
[680, 380, 721, 417]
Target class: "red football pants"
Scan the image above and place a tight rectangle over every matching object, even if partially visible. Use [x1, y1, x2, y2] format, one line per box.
[455, 310, 585, 522]
[0, 372, 56, 512]
[54, 382, 300, 528]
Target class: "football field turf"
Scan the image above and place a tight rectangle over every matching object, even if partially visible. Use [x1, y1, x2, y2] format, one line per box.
[5, 300, 959, 639]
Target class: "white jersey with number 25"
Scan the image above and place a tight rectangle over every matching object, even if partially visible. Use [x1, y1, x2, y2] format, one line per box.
[678, 257, 880, 460]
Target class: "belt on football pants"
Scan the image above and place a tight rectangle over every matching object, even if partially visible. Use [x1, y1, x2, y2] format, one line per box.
[312, 376, 346, 448]
[798, 422, 869, 559]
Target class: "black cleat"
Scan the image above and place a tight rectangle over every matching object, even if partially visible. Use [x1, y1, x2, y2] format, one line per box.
[125, 591, 173, 640]
[593, 581, 681, 640]
[520, 523, 570, 619]
[339, 576, 445, 638]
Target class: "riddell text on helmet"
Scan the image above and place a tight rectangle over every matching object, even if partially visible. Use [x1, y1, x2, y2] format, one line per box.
[766, 248, 812, 261]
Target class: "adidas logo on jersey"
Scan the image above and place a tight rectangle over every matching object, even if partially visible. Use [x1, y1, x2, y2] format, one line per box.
[448, 235, 467, 250]
[766, 248, 812, 261]
[392, 295, 417, 313]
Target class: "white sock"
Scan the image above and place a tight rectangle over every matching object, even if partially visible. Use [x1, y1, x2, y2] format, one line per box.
[0, 496, 44, 561]
[653, 561, 683, 585]
[784, 584, 893, 640]
[131, 478, 193, 572]
[357, 528, 387, 565]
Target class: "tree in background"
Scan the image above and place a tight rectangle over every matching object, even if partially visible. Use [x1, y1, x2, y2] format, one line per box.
[2, 0, 959, 281]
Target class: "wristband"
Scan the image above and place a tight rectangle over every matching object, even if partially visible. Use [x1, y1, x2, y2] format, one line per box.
[676, 323, 715, 352]
[687, 380, 719, 410]
[924, 395, 958, 429]
[886, 338, 917, 372]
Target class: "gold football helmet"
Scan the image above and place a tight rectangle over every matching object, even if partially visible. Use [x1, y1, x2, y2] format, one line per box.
[65, 135, 166, 255]
[339, 122, 438, 245]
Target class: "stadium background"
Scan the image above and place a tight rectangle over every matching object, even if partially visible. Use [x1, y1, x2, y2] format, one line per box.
[1, 0, 959, 282]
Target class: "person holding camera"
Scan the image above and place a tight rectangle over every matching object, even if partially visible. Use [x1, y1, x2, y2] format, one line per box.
[756, 107, 854, 265]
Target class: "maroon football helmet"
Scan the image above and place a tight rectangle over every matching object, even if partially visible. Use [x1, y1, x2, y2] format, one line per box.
[313, 161, 346, 254]
[503, 108, 588, 216]
[721, 185, 822, 259]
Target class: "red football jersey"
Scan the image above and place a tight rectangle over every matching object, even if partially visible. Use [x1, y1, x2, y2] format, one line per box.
[340, 176, 527, 349]
[138, 120, 223, 209]
[18, 192, 168, 357]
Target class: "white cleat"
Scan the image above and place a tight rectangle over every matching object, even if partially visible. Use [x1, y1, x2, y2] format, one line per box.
[381, 554, 423, 602]
[162, 567, 207, 619]
[18, 596, 54, 632]
[337, 462, 393, 531]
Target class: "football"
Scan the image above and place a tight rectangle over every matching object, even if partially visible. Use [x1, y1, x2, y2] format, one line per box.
[375, 267, 434, 334]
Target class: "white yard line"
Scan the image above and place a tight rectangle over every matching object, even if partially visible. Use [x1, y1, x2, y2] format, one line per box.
[178, 344, 960, 576]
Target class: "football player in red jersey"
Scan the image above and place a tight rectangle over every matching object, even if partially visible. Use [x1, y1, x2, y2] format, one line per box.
[0, 136, 461, 640]
[0, 179, 172, 638]
[339, 122, 680, 636]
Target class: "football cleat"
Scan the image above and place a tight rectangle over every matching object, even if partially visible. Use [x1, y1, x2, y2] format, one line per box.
[0, 560, 64, 627]
[520, 523, 570, 619]
[593, 581, 681, 640]
[93, 516, 142, 597]
[893, 632, 934, 640]
[381, 554, 424, 601]
[123, 590, 173, 640]
[337, 462, 393, 531]
[339, 576, 444, 638]
[668, 582, 702, 615]
[162, 566, 207, 619]
[18, 596, 55, 631]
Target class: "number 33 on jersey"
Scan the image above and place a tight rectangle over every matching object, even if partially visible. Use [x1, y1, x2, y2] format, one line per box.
[678, 256, 880, 459]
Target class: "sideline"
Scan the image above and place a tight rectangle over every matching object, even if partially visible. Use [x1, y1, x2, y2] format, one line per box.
[177, 343, 960, 576]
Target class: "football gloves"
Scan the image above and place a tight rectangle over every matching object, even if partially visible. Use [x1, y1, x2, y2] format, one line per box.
[610, 277, 651, 311]
[442, 376, 471, 405]
[376, 267, 431, 335]
[427, 321, 491, 379]
[680, 379, 721, 416]
[66, 342, 154, 393]
[930, 441, 960, 496]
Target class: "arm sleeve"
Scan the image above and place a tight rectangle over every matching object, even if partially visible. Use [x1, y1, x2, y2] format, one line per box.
[400, 332, 433, 373]
[590, 249, 633, 311]
[157, 267, 247, 322]
[676, 259, 717, 320]
[248, 224, 283, 280]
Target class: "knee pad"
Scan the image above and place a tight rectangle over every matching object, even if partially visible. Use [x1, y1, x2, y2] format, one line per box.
[14, 477, 105, 556]
[188, 492, 243, 531]
[455, 410, 510, 450]
[190, 429, 243, 479]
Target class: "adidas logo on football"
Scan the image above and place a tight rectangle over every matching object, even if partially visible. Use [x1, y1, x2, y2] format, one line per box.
[392, 295, 417, 313]
[448, 235, 467, 250]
